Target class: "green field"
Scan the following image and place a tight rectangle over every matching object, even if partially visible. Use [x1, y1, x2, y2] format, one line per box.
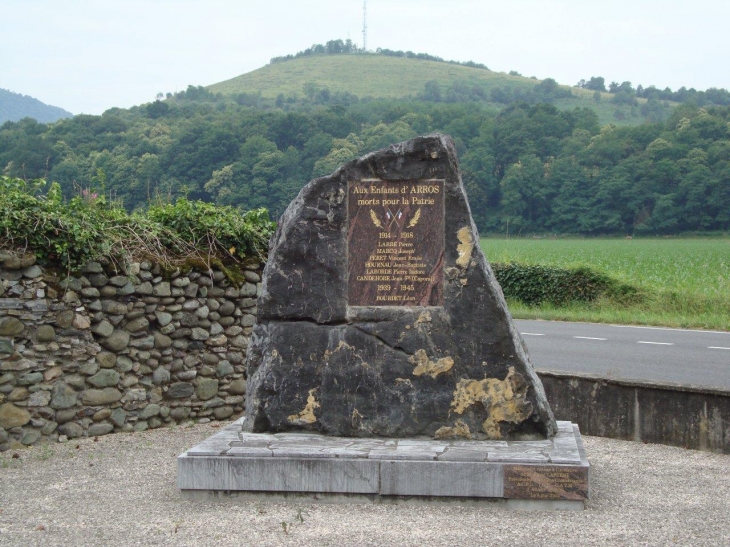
[206, 54, 663, 127]
[481, 237, 730, 331]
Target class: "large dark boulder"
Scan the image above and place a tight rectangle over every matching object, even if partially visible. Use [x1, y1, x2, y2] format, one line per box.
[245, 134, 556, 440]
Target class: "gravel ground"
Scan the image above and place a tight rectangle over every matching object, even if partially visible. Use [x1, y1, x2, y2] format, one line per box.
[1, 423, 728, 547]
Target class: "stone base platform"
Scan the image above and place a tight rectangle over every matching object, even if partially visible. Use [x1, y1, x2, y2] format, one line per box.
[178, 419, 589, 510]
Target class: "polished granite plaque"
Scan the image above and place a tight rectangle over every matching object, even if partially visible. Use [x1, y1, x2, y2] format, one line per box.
[347, 179, 444, 306]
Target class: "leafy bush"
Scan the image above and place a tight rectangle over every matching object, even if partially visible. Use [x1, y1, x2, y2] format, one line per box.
[146, 198, 274, 261]
[491, 262, 640, 306]
[0, 176, 275, 272]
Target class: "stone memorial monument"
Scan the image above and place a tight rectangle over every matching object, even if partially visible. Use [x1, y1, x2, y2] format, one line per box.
[178, 135, 590, 509]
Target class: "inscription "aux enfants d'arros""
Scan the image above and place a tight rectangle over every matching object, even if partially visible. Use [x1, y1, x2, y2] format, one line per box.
[352, 183, 441, 207]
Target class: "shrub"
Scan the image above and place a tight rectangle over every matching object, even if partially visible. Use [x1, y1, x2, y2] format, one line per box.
[0, 176, 275, 272]
[145, 198, 275, 262]
[491, 262, 641, 306]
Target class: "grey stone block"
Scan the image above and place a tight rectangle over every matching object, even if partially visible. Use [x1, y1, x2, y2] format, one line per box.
[0, 298, 23, 310]
[88, 423, 114, 436]
[178, 455, 380, 494]
[236, 434, 277, 446]
[367, 449, 438, 461]
[380, 461, 503, 497]
[317, 447, 370, 459]
[270, 448, 333, 459]
[549, 453, 582, 465]
[226, 447, 273, 457]
[487, 452, 549, 463]
[437, 447, 488, 462]
[186, 443, 230, 456]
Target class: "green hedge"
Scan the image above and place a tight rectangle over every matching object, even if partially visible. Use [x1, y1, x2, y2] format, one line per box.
[491, 262, 640, 306]
[0, 176, 275, 271]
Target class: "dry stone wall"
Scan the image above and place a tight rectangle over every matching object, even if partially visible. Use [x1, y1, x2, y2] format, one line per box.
[0, 253, 262, 451]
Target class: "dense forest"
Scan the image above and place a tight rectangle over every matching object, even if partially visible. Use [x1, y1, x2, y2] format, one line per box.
[1, 48, 728, 235]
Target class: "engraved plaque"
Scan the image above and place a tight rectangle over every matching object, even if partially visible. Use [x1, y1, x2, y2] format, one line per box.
[503, 465, 589, 501]
[348, 179, 444, 306]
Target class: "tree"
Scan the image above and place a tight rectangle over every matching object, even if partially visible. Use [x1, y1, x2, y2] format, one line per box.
[534, 78, 572, 101]
[422, 80, 442, 102]
[500, 155, 550, 230]
[204, 164, 235, 200]
[312, 133, 363, 177]
[325, 39, 346, 54]
[548, 157, 594, 232]
[146, 100, 170, 119]
[646, 194, 679, 232]
[137, 153, 162, 200]
[612, 90, 637, 106]
[585, 77, 606, 92]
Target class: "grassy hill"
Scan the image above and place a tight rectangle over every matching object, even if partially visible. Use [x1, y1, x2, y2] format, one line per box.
[210, 54, 536, 99]
[207, 54, 668, 127]
[0, 88, 73, 124]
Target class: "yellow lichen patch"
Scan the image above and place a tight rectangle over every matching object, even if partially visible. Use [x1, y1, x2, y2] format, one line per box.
[287, 388, 320, 425]
[415, 311, 431, 325]
[434, 419, 472, 440]
[450, 367, 533, 438]
[323, 340, 353, 361]
[410, 349, 454, 378]
[351, 408, 364, 428]
[456, 226, 473, 269]
[333, 340, 352, 352]
[413, 311, 432, 334]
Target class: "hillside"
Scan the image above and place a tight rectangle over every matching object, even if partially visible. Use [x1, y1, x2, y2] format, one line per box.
[206, 54, 666, 127]
[0, 88, 73, 124]
[210, 54, 532, 99]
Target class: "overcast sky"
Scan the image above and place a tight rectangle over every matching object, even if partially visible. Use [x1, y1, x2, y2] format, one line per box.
[2, 0, 729, 115]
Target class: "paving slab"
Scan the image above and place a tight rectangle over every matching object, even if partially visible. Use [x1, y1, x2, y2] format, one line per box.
[178, 418, 590, 508]
[437, 447, 489, 462]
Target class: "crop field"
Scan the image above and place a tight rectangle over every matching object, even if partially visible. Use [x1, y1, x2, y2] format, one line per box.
[481, 237, 730, 331]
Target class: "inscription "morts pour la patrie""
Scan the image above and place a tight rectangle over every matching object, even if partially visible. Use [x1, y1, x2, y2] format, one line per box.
[347, 179, 444, 307]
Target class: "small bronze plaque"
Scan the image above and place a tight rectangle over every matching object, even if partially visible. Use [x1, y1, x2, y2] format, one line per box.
[348, 179, 444, 306]
[503, 465, 589, 501]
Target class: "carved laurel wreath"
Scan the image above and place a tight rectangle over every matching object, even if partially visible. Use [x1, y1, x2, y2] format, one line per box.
[369, 209, 384, 228]
[407, 208, 421, 228]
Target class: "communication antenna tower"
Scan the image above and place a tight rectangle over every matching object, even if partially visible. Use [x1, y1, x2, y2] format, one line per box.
[362, 0, 368, 51]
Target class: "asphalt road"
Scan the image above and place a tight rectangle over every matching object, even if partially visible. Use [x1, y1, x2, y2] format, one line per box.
[515, 319, 730, 390]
